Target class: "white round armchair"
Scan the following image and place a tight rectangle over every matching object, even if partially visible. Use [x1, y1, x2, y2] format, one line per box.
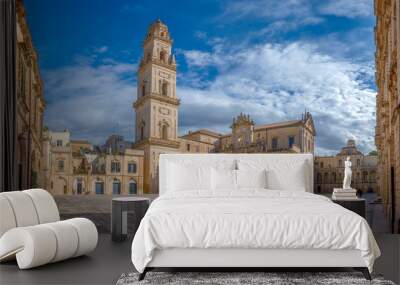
[0, 189, 98, 269]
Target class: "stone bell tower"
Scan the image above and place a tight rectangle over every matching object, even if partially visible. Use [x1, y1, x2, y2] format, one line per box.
[134, 19, 179, 143]
[133, 19, 180, 193]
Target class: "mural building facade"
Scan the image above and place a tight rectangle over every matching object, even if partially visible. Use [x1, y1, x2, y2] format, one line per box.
[45, 20, 317, 195]
[16, 0, 46, 190]
[375, 0, 400, 233]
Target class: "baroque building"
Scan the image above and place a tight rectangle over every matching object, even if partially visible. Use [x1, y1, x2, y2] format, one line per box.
[43, 130, 144, 195]
[216, 112, 315, 154]
[314, 140, 378, 194]
[16, 0, 46, 189]
[375, 0, 400, 233]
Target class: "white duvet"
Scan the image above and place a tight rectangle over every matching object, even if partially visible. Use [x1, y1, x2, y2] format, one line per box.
[131, 190, 380, 273]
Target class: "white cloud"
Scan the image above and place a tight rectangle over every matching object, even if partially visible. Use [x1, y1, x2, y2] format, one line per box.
[257, 17, 323, 35]
[221, 0, 313, 21]
[220, 0, 373, 27]
[194, 31, 207, 40]
[319, 0, 373, 18]
[309, 28, 375, 63]
[182, 50, 215, 67]
[43, 41, 376, 155]
[94, 46, 108, 53]
[180, 42, 376, 154]
[43, 14, 376, 156]
[43, 58, 137, 145]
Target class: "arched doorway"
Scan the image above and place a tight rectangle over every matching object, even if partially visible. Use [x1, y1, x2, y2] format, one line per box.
[75, 177, 84, 194]
[95, 180, 104, 194]
[113, 179, 121, 195]
[59, 177, 68, 195]
[129, 180, 137, 194]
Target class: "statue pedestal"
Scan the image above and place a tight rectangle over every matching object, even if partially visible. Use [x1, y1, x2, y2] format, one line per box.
[332, 188, 358, 200]
[333, 188, 356, 192]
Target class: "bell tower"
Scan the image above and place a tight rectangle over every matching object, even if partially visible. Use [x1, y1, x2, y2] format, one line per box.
[134, 19, 179, 145]
[133, 19, 180, 194]
[231, 113, 255, 152]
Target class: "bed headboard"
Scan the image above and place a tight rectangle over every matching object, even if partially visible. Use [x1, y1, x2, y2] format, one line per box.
[159, 153, 314, 195]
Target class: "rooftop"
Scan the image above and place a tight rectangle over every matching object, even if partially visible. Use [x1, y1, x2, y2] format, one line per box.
[337, 139, 363, 156]
[254, 119, 303, 130]
[181, 129, 222, 138]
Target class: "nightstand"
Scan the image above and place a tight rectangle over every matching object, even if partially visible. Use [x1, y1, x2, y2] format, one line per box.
[332, 198, 366, 218]
[111, 197, 150, 242]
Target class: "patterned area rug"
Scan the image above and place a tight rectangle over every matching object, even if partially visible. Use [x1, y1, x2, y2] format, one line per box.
[116, 272, 395, 285]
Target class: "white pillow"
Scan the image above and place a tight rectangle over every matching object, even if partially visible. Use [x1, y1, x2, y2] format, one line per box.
[238, 159, 308, 191]
[167, 163, 212, 192]
[212, 168, 237, 191]
[236, 169, 267, 189]
[266, 161, 307, 191]
[211, 159, 237, 170]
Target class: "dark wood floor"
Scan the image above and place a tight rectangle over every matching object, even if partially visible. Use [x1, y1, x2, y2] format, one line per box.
[0, 234, 133, 285]
[1, 234, 399, 285]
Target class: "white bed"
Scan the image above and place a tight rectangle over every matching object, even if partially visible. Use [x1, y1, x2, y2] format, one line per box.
[131, 154, 380, 280]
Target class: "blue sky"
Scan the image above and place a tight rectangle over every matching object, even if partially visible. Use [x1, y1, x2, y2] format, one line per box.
[25, 0, 376, 155]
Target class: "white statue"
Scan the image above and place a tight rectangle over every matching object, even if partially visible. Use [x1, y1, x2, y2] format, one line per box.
[343, 156, 352, 189]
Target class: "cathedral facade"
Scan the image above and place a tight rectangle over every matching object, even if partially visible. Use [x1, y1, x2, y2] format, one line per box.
[216, 112, 315, 154]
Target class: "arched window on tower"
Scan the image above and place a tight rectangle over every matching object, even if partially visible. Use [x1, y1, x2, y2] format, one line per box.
[140, 126, 144, 140]
[162, 82, 168, 96]
[142, 84, 146, 97]
[160, 50, 166, 63]
[161, 124, 168, 140]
